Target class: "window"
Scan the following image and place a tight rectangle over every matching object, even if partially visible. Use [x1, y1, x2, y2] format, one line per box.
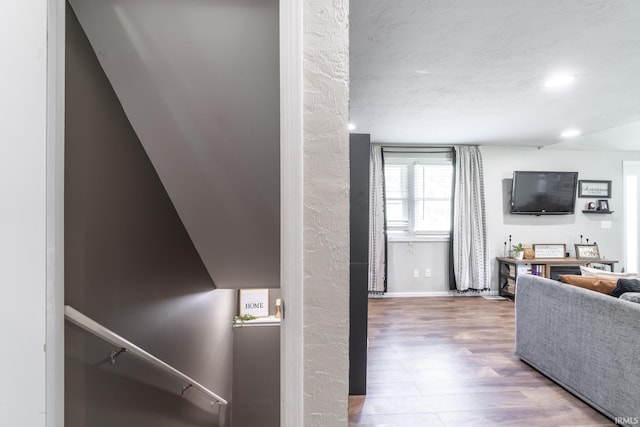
[383, 152, 453, 239]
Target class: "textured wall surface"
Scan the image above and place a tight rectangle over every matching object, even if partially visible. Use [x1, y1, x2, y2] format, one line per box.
[303, 0, 350, 424]
[350, 0, 640, 149]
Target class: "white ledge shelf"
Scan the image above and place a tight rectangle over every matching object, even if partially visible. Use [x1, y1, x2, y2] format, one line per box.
[233, 316, 281, 328]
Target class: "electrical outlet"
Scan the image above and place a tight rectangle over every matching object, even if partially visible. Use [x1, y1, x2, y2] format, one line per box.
[601, 220, 612, 229]
[413, 269, 420, 278]
[424, 268, 431, 278]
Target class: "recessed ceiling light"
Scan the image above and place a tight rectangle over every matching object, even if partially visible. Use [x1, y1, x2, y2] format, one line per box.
[348, 123, 356, 131]
[560, 128, 581, 138]
[415, 70, 430, 75]
[545, 73, 576, 89]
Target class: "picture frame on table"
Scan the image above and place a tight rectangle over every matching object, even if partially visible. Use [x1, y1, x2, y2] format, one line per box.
[578, 180, 611, 198]
[597, 199, 609, 211]
[575, 244, 600, 260]
[533, 243, 566, 259]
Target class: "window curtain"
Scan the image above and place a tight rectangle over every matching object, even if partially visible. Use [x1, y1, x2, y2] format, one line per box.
[368, 145, 386, 294]
[452, 146, 488, 291]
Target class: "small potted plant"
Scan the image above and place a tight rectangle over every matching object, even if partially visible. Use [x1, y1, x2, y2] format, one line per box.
[512, 243, 525, 260]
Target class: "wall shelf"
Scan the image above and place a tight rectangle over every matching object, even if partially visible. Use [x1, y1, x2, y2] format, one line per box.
[582, 210, 614, 214]
[232, 316, 281, 328]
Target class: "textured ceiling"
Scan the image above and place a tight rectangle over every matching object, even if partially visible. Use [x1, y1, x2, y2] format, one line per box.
[350, 0, 640, 150]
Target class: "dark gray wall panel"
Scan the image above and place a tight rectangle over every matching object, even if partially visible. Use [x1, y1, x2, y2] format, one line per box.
[349, 134, 371, 264]
[349, 133, 370, 395]
[65, 5, 234, 425]
[349, 262, 368, 395]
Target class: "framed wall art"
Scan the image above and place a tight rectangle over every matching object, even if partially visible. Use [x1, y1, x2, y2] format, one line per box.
[578, 180, 611, 198]
[238, 288, 270, 317]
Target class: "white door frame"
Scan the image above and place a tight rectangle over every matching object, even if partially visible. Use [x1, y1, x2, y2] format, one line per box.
[47, 0, 66, 426]
[48, 0, 309, 424]
[279, 0, 304, 425]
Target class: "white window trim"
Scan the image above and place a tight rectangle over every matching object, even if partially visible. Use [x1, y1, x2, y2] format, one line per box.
[387, 233, 451, 243]
[383, 152, 453, 239]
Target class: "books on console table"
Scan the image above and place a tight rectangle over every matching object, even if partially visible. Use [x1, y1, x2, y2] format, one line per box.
[497, 257, 618, 279]
[508, 263, 545, 277]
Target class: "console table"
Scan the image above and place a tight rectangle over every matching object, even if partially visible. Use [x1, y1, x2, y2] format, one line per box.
[497, 257, 618, 298]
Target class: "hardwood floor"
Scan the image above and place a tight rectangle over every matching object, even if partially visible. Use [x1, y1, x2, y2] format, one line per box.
[349, 297, 614, 427]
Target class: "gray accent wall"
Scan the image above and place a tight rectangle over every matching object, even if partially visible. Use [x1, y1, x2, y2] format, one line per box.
[68, 0, 280, 289]
[231, 325, 280, 427]
[65, 5, 234, 426]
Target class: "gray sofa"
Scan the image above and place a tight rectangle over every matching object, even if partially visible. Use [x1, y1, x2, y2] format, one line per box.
[515, 274, 640, 426]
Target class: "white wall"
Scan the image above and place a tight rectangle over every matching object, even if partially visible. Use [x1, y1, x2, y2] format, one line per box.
[386, 146, 640, 294]
[0, 1, 48, 426]
[623, 161, 640, 272]
[387, 241, 450, 295]
[483, 145, 640, 287]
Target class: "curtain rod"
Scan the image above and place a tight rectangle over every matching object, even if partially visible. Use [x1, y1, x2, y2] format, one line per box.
[381, 146, 454, 154]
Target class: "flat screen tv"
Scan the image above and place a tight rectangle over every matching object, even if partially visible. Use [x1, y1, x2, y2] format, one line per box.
[510, 171, 578, 215]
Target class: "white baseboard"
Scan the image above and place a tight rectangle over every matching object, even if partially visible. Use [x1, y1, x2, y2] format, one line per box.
[380, 290, 498, 298]
[382, 291, 452, 298]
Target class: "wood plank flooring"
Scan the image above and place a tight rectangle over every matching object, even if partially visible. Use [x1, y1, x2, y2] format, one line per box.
[349, 297, 614, 427]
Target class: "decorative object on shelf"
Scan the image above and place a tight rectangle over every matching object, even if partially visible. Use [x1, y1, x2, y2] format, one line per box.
[587, 201, 596, 210]
[597, 199, 609, 211]
[523, 246, 535, 260]
[232, 314, 258, 325]
[575, 244, 600, 260]
[275, 298, 282, 319]
[238, 288, 270, 317]
[578, 180, 611, 198]
[533, 243, 566, 259]
[512, 243, 524, 260]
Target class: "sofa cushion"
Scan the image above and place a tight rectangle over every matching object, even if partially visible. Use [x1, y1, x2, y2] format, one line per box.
[558, 275, 617, 294]
[611, 279, 640, 298]
[620, 292, 640, 304]
[579, 265, 639, 279]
